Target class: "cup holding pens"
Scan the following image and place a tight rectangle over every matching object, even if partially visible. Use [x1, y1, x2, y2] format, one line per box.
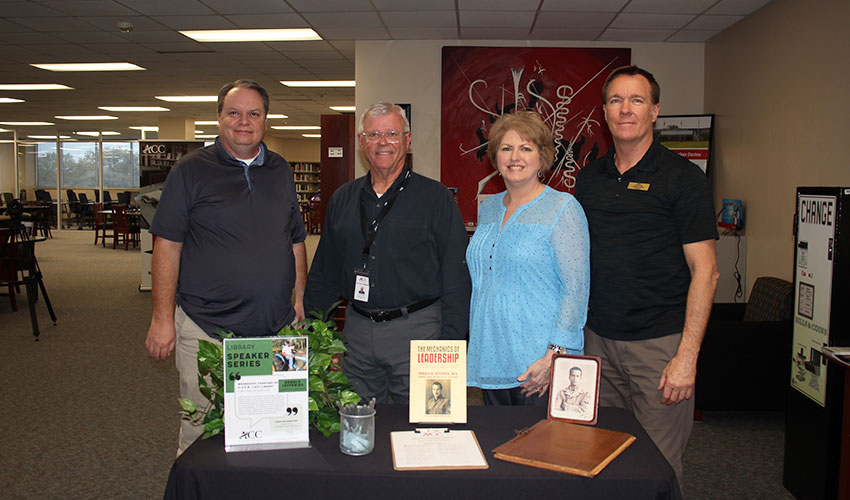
[340, 404, 376, 456]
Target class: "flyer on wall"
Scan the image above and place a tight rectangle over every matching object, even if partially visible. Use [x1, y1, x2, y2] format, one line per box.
[223, 336, 310, 452]
[409, 340, 467, 424]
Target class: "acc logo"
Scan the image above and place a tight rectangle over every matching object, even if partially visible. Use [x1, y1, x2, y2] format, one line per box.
[239, 430, 263, 440]
[142, 144, 167, 154]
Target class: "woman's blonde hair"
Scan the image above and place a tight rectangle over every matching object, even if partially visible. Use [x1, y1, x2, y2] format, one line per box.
[487, 111, 555, 171]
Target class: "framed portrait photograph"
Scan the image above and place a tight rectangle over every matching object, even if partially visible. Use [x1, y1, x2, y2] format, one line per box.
[548, 355, 601, 426]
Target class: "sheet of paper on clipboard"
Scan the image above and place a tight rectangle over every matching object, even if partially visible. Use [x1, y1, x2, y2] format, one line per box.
[390, 428, 488, 470]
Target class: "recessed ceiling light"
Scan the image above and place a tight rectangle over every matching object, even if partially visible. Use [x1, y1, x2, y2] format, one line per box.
[195, 134, 217, 139]
[28, 135, 71, 139]
[99, 106, 170, 112]
[281, 81, 355, 88]
[302, 134, 321, 138]
[194, 120, 218, 125]
[268, 114, 288, 119]
[329, 106, 355, 112]
[31, 62, 145, 72]
[0, 121, 54, 126]
[129, 126, 159, 131]
[0, 84, 72, 91]
[155, 95, 217, 103]
[180, 28, 321, 43]
[75, 131, 121, 136]
[270, 125, 320, 130]
[55, 115, 118, 120]
[0, 98, 25, 103]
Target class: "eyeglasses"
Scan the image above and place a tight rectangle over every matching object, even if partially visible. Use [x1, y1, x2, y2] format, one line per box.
[360, 130, 408, 143]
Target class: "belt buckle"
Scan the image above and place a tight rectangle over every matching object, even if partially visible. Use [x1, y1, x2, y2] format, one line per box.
[371, 310, 391, 323]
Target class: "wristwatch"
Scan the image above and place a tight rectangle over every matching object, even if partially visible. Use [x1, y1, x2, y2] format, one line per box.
[548, 343, 567, 354]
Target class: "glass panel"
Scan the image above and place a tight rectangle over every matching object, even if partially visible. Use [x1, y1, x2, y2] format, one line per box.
[60, 141, 97, 188]
[103, 142, 139, 188]
[34, 142, 58, 188]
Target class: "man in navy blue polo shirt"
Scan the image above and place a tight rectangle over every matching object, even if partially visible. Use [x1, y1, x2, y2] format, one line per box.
[145, 79, 307, 455]
[574, 66, 718, 489]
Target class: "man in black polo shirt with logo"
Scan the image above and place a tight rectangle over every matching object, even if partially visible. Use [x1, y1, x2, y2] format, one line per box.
[305, 102, 470, 405]
[145, 79, 307, 455]
[574, 66, 718, 489]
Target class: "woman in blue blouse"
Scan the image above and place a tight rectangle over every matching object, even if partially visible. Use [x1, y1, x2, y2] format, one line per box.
[467, 111, 590, 405]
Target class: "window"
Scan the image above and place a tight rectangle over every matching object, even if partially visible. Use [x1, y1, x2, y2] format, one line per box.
[61, 142, 98, 188]
[103, 142, 139, 188]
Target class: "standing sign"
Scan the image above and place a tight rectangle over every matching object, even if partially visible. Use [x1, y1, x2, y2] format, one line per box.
[791, 194, 836, 406]
[223, 336, 310, 452]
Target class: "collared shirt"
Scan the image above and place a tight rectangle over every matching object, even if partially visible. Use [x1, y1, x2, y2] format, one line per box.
[574, 139, 717, 340]
[304, 164, 471, 340]
[151, 138, 306, 338]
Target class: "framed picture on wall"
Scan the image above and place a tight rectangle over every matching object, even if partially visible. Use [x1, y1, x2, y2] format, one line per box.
[654, 114, 714, 176]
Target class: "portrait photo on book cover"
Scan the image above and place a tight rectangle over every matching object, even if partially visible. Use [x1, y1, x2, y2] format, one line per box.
[424, 379, 451, 415]
[548, 355, 601, 425]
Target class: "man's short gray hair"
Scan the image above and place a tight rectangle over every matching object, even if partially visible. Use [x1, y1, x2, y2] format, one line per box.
[358, 102, 410, 133]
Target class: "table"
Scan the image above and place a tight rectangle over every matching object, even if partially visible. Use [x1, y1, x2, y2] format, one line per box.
[164, 405, 680, 500]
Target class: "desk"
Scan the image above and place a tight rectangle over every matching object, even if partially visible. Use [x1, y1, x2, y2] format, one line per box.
[165, 405, 680, 500]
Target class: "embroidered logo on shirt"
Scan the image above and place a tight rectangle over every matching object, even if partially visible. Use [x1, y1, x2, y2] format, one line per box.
[627, 182, 650, 191]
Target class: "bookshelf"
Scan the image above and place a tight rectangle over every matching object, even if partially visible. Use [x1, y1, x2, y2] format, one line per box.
[292, 162, 321, 203]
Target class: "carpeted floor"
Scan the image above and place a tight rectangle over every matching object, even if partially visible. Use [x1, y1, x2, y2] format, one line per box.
[0, 231, 796, 499]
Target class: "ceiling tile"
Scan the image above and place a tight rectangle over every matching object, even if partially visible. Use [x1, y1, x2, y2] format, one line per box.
[10, 16, 105, 31]
[687, 15, 744, 30]
[198, 0, 295, 14]
[707, 0, 774, 16]
[0, 1, 65, 16]
[286, 0, 375, 12]
[151, 15, 237, 30]
[382, 11, 456, 27]
[599, 28, 675, 41]
[387, 27, 460, 39]
[541, 0, 628, 11]
[372, 0, 455, 10]
[81, 16, 172, 31]
[530, 27, 605, 40]
[0, 32, 67, 44]
[460, 27, 531, 39]
[459, 0, 540, 10]
[38, 0, 139, 16]
[311, 27, 390, 41]
[611, 13, 695, 29]
[111, 0, 217, 16]
[225, 14, 310, 29]
[624, 0, 716, 14]
[667, 29, 719, 42]
[535, 12, 616, 29]
[459, 11, 536, 27]
[301, 12, 385, 28]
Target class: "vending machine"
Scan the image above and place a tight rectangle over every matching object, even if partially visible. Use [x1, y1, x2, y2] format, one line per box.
[783, 187, 850, 500]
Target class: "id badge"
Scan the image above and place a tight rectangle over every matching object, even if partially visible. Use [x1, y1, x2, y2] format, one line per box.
[353, 270, 370, 302]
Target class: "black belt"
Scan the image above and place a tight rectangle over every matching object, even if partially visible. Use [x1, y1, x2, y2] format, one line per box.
[350, 297, 439, 323]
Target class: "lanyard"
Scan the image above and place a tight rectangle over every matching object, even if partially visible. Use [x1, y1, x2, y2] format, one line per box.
[359, 169, 411, 269]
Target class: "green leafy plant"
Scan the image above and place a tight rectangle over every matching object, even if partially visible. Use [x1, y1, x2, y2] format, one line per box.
[178, 305, 361, 439]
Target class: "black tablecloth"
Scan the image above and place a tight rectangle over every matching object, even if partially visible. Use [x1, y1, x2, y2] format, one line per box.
[164, 405, 680, 500]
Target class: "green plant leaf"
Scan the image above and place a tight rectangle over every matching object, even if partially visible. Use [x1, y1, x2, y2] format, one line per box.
[178, 397, 197, 413]
[338, 389, 362, 407]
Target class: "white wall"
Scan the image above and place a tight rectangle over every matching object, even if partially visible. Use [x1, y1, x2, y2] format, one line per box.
[354, 40, 705, 181]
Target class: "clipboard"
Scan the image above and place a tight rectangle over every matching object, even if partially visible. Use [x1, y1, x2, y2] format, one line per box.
[390, 428, 489, 470]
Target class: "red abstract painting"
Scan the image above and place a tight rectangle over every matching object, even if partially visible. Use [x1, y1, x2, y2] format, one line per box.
[440, 46, 630, 225]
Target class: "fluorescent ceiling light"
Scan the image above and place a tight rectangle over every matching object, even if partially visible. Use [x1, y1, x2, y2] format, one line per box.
[99, 106, 170, 112]
[194, 130, 205, 134]
[155, 95, 217, 103]
[0, 121, 54, 126]
[281, 80, 355, 88]
[268, 114, 288, 119]
[195, 134, 217, 139]
[75, 131, 120, 136]
[329, 106, 355, 112]
[270, 125, 320, 130]
[55, 115, 118, 120]
[28, 135, 71, 139]
[302, 134, 321, 138]
[130, 126, 159, 131]
[0, 84, 72, 91]
[31, 62, 145, 72]
[180, 28, 320, 43]
[194, 120, 217, 125]
[0, 98, 25, 103]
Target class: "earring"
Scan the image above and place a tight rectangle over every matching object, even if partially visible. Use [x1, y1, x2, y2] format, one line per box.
[537, 169, 544, 178]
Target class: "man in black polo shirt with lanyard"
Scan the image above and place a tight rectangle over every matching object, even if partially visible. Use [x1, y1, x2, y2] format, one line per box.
[305, 102, 470, 405]
[574, 66, 718, 490]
